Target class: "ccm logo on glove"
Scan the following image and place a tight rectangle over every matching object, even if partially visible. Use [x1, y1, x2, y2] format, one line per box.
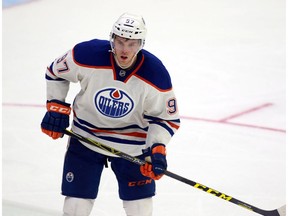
[47, 104, 71, 114]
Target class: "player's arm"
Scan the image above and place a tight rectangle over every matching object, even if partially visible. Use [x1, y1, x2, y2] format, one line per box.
[140, 89, 180, 180]
[41, 49, 80, 139]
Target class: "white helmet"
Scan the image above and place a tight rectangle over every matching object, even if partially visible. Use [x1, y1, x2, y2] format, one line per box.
[110, 13, 147, 52]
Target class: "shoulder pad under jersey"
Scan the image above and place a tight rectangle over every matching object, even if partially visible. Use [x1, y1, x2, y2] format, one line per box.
[136, 50, 172, 91]
[73, 39, 111, 67]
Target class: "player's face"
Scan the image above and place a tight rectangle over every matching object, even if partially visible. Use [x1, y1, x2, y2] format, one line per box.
[113, 36, 141, 68]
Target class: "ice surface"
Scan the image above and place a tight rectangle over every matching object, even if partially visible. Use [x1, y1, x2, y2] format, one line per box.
[2, 0, 285, 215]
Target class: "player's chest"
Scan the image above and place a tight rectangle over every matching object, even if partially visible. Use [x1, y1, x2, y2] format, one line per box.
[83, 71, 148, 118]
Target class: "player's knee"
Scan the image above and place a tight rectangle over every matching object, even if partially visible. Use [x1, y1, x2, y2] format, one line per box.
[123, 197, 153, 216]
[63, 196, 94, 216]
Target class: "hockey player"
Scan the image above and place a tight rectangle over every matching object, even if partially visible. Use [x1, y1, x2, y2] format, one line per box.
[41, 12, 180, 216]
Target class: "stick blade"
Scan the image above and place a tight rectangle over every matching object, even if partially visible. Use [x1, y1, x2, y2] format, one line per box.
[277, 205, 286, 216]
[261, 205, 285, 216]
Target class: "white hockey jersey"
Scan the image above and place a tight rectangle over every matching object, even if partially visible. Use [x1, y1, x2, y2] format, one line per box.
[46, 39, 180, 157]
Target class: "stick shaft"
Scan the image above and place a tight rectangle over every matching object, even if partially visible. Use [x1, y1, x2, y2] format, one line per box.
[63, 129, 282, 216]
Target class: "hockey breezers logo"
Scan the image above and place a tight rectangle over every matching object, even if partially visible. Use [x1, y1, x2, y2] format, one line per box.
[94, 88, 134, 118]
[66, 172, 74, 182]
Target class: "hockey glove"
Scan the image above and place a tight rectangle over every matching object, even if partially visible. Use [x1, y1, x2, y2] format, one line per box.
[41, 99, 71, 139]
[140, 144, 167, 180]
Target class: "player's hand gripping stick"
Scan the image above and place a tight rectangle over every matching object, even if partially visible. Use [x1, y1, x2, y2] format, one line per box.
[140, 144, 167, 180]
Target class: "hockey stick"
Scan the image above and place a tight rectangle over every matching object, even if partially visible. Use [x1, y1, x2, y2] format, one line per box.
[63, 129, 285, 216]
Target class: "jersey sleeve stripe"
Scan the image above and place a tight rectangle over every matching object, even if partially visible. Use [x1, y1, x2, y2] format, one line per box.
[143, 115, 180, 136]
[151, 121, 175, 136]
[166, 120, 180, 130]
[46, 67, 65, 81]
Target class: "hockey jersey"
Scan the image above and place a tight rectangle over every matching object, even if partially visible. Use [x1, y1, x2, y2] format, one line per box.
[45, 39, 180, 157]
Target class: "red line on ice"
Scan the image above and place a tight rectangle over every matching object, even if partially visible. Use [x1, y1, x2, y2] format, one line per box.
[218, 103, 273, 122]
[2, 102, 285, 133]
[2, 102, 45, 108]
[180, 116, 285, 133]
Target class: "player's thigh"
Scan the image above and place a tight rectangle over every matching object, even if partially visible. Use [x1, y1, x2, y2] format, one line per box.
[110, 155, 155, 200]
[62, 137, 107, 199]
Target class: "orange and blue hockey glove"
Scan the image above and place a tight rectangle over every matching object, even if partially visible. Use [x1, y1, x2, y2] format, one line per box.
[41, 99, 71, 139]
[140, 144, 167, 180]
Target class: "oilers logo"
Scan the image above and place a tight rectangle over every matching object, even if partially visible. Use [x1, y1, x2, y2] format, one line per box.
[94, 88, 134, 118]
[66, 172, 74, 183]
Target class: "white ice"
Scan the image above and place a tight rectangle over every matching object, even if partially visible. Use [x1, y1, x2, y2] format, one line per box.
[2, 0, 285, 215]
